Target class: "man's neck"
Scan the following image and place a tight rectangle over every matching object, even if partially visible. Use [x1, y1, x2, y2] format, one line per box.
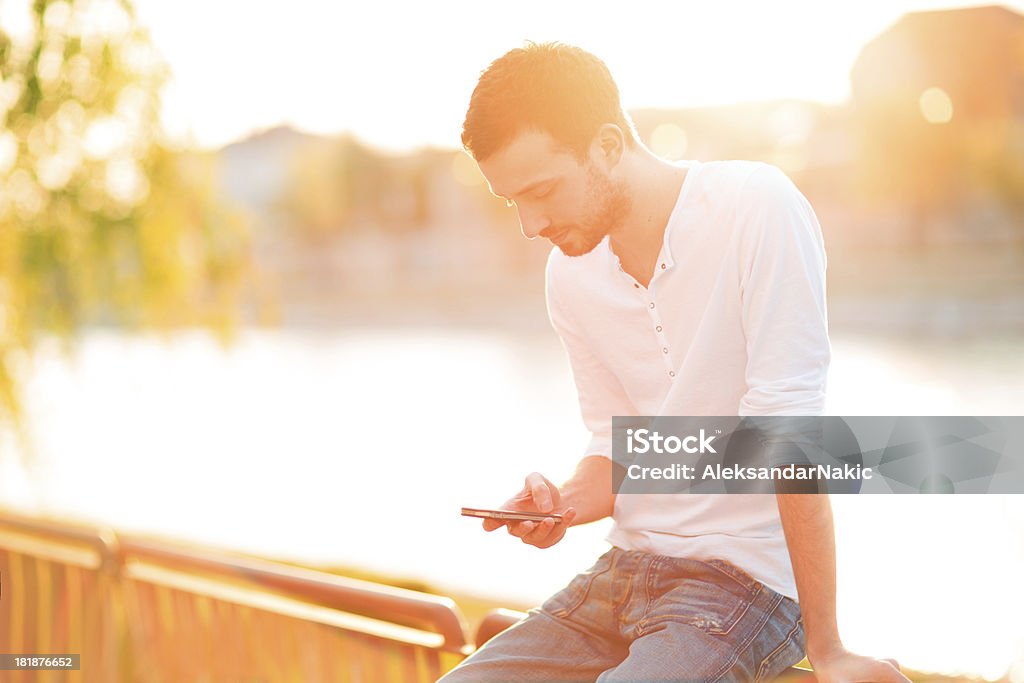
[608, 153, 689, 288]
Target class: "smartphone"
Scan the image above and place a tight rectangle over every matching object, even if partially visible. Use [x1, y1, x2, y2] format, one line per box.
[461, 507, 564, 523]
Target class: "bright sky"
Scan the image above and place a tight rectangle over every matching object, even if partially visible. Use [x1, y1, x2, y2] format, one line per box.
[127, 0, 1024, 152]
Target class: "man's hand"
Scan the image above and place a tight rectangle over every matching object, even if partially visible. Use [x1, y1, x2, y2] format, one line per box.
[774, 495, 909, 683]
[483, 472, 577, 549]
[809, 644, 911, 683]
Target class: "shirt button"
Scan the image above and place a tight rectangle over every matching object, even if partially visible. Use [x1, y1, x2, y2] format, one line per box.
[660, 263, 666, 269]
[656, 325, 662, 332]
[669, 371, 676, 377]
[663, 348, 668, 354]
[649, 302, 655, 309]
[634, 283, 639, 289]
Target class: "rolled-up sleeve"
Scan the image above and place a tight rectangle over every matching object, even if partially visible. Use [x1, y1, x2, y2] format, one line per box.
[737, 164, 831, 418]
[545, 252, 637, 459]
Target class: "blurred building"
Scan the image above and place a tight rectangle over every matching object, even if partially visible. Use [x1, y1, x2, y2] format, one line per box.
[217, 126, 544, 324]
[849, 4, 1024, 246]
[213, 6, 1024, 327]
[853, 5, 1024, 127]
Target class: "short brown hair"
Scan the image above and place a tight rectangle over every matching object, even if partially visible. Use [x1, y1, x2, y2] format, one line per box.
[461, 42, 639, 162]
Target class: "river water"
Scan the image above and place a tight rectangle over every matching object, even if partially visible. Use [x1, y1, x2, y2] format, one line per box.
[0, 327, 1022, 680]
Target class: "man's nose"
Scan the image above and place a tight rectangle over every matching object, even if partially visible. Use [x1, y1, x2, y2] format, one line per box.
[518, 207, 550, 240]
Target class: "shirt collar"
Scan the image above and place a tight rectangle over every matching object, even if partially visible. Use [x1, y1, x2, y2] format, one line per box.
[601, 160, 700, 276]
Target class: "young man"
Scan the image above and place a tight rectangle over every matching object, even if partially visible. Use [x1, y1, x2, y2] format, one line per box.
[440, 43, 909, 683]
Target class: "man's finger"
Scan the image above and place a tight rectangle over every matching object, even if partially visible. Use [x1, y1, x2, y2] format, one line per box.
[507, 520, 536, 538]
[523, 508, 577, 548]
[525, 473, 553, 512]
[874, 658, 910, 683]
[888, 662, 911, 683]
[522, 517, 556, 545]
[482, 518, 506, 532]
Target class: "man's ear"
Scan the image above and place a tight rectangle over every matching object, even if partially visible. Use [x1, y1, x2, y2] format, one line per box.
[592, 123, 625, 169]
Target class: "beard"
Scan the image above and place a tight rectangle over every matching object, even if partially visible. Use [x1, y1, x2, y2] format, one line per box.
[553, 162, 632, 257]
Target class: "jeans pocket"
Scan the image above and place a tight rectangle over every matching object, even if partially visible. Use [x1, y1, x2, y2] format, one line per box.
[639, 586, 751, 636]
[704, 558, 762, 598]
[638, 560, 755, 636]
[541, 551, 614, 619]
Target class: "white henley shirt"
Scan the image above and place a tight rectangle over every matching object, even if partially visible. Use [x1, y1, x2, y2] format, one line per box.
[545, 160, 831, 602]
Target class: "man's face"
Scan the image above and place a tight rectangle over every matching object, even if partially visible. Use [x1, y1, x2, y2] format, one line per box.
[477, 130, 631, 257]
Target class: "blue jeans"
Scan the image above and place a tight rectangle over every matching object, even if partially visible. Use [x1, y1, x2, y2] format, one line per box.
[439, 547, 805, 682]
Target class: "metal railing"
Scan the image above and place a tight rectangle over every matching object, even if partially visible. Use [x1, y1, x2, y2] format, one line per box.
[0, 513, 120, 682]
[0, 509, 469, 682]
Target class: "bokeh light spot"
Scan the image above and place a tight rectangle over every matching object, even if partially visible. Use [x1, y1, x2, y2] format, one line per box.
[42, 1, 72, 32]
[919, 87, 953, 124]
[105, 158, 149, 206]
[649, 123, 688, 160]
[0, 132, 18, 174]
[84, 117, 129, 159]
[36, 151, 78, 191]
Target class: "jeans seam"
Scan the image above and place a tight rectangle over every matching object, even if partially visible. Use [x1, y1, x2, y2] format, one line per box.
[607, 548, 625, 612]
[705, 559, 759, 598]
[613, 553, 639, 628]
[529, 605, 618, 662]
[754, 615, 805, 681]
[550, 555, 615, 619]
[634, 577, 758, 639]
[707, 589, 784, 683]
[643, 556, 660, 620]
